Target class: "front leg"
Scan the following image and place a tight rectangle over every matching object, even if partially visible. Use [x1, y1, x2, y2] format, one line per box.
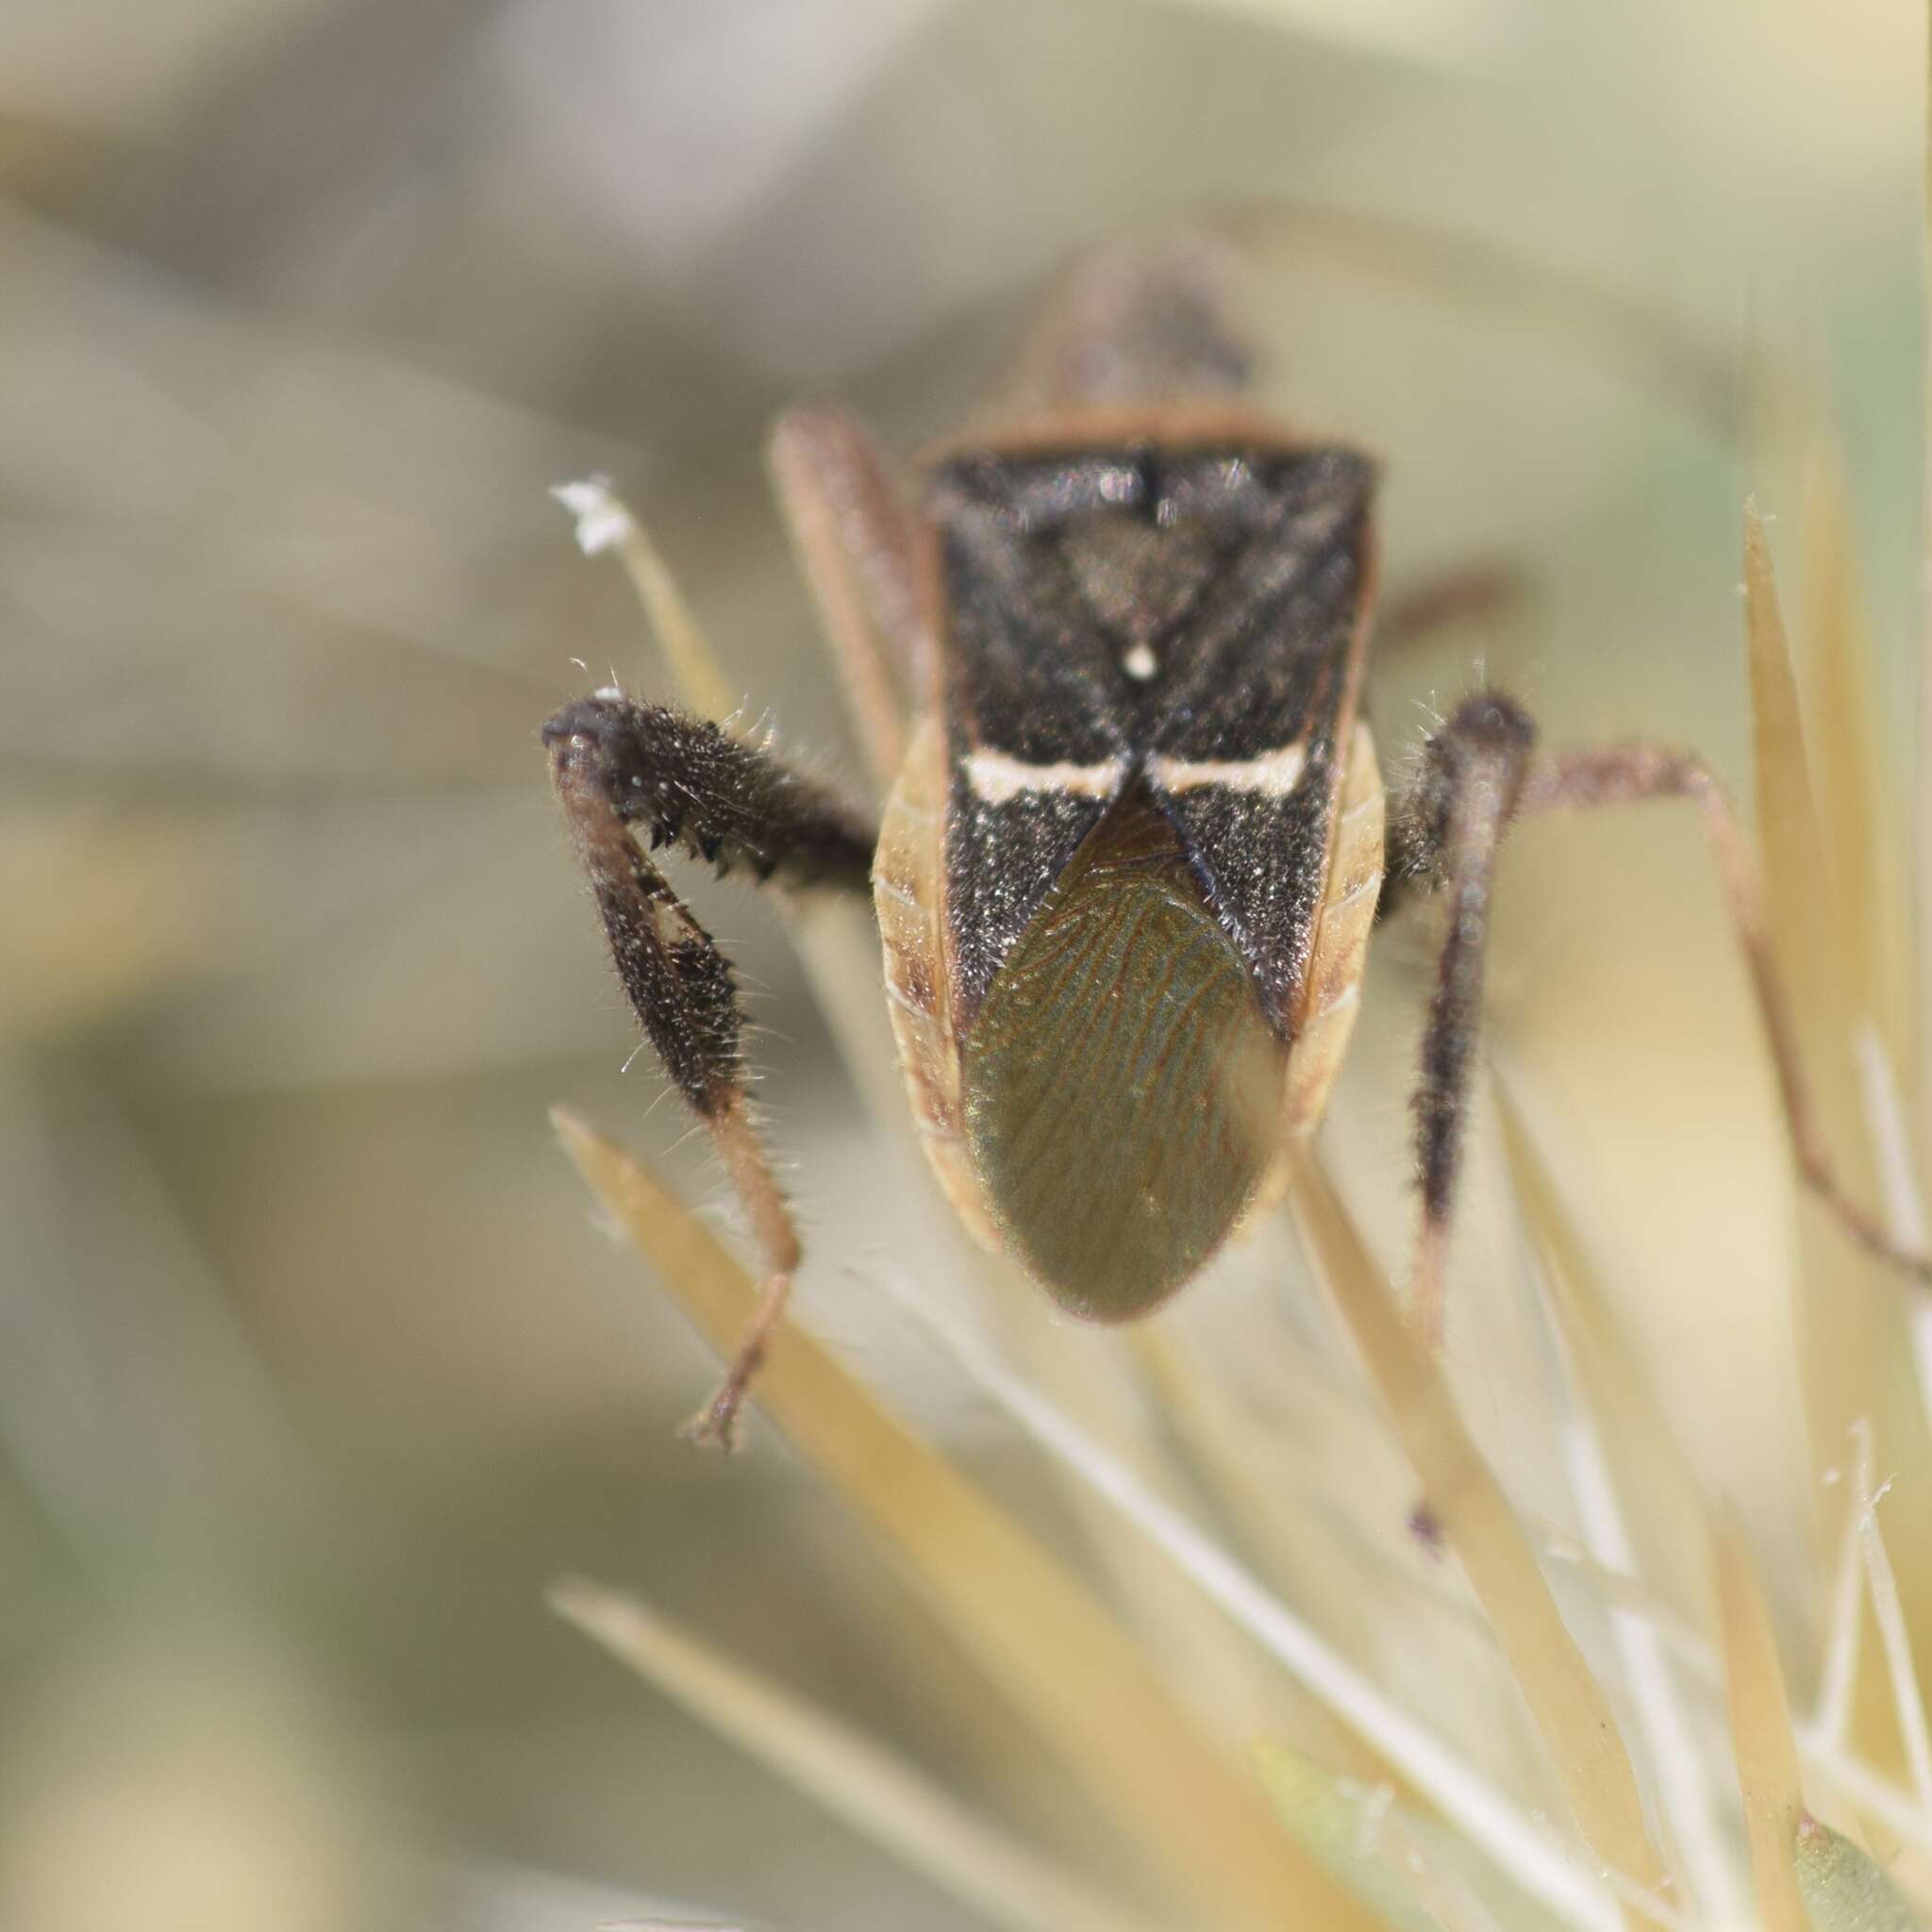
[1388, 692, 1931, 1348]
[544, 692, 874, 1446]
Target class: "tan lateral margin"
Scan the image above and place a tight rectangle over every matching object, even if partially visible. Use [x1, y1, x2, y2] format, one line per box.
[554, 1108, 1379, 1932]
[1284, 1152, 1673, 1931]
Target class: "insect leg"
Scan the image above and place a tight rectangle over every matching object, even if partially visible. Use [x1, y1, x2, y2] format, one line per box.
[1385, 694, 1538, 1346]
[1389, 694, 1932, 1346]
[766, 407, 924, 789]
[544, 692, 875, 1446]
[1512, 738, 1932, 1288]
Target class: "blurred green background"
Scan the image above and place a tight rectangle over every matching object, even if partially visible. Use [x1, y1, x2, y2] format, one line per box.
[0, 1, 1922, 1926]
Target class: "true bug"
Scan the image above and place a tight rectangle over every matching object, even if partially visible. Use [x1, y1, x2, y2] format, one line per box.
[545, 242, 1929, 1446]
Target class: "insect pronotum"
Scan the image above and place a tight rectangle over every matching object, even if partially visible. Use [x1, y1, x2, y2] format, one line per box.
[544, 244, 1930, 1447]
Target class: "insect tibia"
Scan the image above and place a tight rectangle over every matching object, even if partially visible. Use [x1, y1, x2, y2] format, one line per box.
[580, 823, 745, 1119]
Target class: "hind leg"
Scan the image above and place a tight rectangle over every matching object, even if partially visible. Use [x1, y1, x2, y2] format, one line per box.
[1388, 692, 1929, 1347]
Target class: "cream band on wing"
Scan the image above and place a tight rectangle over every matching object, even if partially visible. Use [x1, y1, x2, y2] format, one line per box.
[962, 748, 1131, 804]
[1148, 741, 1307, 796]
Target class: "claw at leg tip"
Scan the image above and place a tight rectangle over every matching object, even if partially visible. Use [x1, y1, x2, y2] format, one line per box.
[680, 1389, 747, 1455]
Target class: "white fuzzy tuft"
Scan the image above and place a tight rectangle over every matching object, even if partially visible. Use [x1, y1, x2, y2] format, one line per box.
[551, 475, 637, 556]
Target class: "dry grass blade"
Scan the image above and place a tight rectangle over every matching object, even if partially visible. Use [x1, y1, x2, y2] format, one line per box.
[1923, 0, 1932, 1257]
[1814, 1457, 1867, 1770]
[552, 1109, 1379, 1932]
[1714, 1511, 1807, 1932]
[1130, 1323, 1437, 1767]
[1495, 1080, 1711, 1631]
[1744, 503, 1932, 1772]
[1540, 1520, 1932, 1870]
[880, 1266, 1624, 1932]
[552, 477, 742, 725]
[1799, 448, 1910, 1059]
[1745, 500, 1852, 1055]
[1003, 1310, 1309, 1768]
[551, 1577, 1171, 1932]
[1850, 1420, 1932, 1816]
[1496, 1080, 1750, 1922]
[1283, 1153, 1673, 1928]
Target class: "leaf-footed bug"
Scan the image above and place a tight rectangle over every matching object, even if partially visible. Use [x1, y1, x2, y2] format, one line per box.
[543, 239, 1930, 1447]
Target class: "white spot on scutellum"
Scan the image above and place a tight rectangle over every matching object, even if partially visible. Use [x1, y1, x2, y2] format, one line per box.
[551, 475, 637, 556]
[1123, 642, 1158, 680]
[1150, 741, 1307, 797]
[964, 749, 1128, 805]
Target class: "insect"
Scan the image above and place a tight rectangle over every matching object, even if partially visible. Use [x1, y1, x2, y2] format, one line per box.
[544, 241, 1929, 1447]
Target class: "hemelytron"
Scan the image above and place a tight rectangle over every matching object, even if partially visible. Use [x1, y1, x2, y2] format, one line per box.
[544, 260, 1930, 1448]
